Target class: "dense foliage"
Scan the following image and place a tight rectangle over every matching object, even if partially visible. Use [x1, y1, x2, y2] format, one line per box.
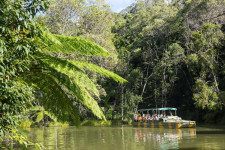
[110, 0, 225, 121]
[1, 0, 225, 149]
[0, 0, 126, 148]
[0, 0, 48, 138]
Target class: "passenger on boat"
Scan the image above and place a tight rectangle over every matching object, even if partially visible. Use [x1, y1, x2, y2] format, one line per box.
[137, 116, 142, 121]
[159, 114, 163, 118]
[134, 114, 138, 121]
[169, 111, 173, 116]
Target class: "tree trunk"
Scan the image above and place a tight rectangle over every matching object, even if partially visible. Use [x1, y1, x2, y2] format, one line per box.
[121, 85, 124, 120]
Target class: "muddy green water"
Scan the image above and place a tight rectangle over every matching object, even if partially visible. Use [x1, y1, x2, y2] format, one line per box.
[23, 126, 225, 150]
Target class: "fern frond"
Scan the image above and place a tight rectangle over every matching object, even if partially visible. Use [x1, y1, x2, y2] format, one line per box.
[44, 111, 57, 122]
[36, 53, 106, 119]
[38, 53, 100, 98]
[22, 72, 80, 124]
[36, 111, 44, 122]
[34, 31, 126, 121]
[70, 61, 127, 83]
[46, 67, 105, 120]
[38, 31, 109, 56]
[29, 106, 58, 122]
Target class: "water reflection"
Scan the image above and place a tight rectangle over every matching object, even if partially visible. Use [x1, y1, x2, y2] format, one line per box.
[179, 127, 225, 150]
[13, 126, 225, 150]
[133, 128, 196, 150]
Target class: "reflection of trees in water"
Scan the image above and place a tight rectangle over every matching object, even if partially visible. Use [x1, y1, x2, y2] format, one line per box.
[134, 128, 196, 150]
[17, 127, 225, 150]
[23, 126, 196, 150]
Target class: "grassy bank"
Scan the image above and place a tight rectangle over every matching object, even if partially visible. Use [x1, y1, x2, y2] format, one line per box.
[80, 120, 132, 127]
[18, 119, 132, 128]
[18, 120, 70, 128]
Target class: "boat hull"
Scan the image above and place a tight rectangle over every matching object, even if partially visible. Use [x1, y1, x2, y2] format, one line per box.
[132, 120, 196, 129]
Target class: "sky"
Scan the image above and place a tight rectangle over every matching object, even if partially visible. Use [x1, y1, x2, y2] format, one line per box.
[105, 0, 136, 13]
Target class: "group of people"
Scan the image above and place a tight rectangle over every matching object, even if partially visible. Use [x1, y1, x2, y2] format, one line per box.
[134, 114, 166, 121]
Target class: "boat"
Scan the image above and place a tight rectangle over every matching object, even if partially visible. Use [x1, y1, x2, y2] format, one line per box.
[132, 107, 196, 129]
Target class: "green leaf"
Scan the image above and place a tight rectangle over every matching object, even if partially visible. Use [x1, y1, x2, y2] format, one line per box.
[71, 61, 127, 83]
[36, 53, 105, 119]
[38, 53, 100, 98]
[38, 31, 109, 56]
[35, 111, 44, 122]
[22, 72, 80, 124]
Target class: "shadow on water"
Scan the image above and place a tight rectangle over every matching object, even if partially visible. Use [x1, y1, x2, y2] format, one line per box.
[196, 130, 225, 134]
[170, 148, 225, 150]
[196, 125, 225, 134]
[197, 124, 225, 129]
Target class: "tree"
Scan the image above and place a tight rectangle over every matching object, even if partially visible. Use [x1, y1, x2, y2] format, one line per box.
[37, 0, 86, 36]
[0, 0, 49, 148]
[112, 0, 225, 122]
[0, 0, 126, 148]
[189, 23, 224, 109]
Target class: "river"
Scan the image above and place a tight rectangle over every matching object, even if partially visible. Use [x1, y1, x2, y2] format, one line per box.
[17, 126, 225, 150]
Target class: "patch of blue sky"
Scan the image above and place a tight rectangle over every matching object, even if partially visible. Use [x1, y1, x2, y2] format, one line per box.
[105, 0, 136, 13]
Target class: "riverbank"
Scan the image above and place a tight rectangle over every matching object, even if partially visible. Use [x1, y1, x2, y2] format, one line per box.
[80, 120, 132, 126]
[18, 119, 225, 128]
[18, 119, 132, 128]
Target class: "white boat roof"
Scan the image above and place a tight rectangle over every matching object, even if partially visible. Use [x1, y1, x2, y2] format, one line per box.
[138, 107, 177, 112]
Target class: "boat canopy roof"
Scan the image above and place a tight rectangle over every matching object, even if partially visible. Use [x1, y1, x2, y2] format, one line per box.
[138, 107, 177, 112]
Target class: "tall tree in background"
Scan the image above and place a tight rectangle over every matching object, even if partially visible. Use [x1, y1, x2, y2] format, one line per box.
[79, 2, 118, 69]
[38, 0, 85, 36]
